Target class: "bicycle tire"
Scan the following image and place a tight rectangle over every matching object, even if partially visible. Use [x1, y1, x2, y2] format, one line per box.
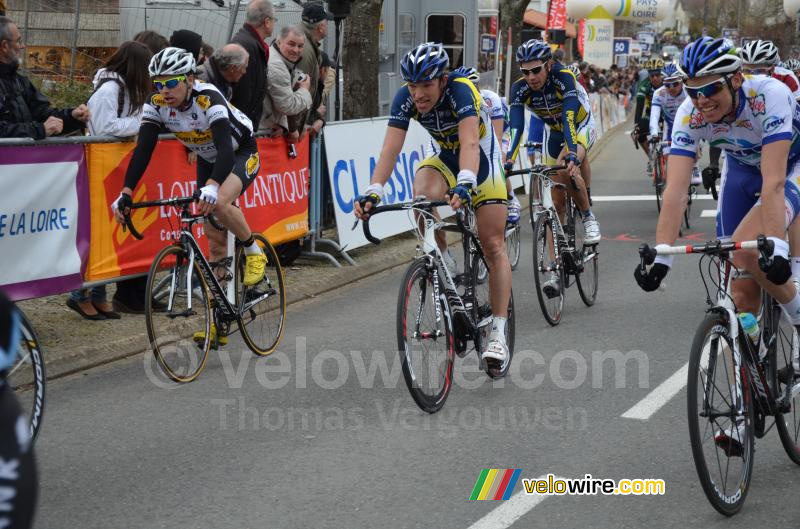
[773, 313, 800, 464]
[7, 310, 45, 443]
[575, 244, 599, 307]
[654, 153, 664, 213]
[532, 214, 564, 326]
[396, 258, 455, 413]
[471, 249, 515, 379]
[687, 312, 754, 515]
[684, 185, 694, 230]
[506, 223, 521, 270]
[145, 245, 212, 383]
[235, 234, 286, 356]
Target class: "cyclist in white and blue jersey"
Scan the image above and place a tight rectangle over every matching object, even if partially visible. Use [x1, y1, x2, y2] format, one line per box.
[648, 63, 702, 185]
[637, 36, 800, 326]
[353, 42, 512, 368]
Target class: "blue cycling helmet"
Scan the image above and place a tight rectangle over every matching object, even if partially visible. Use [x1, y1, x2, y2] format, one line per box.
[453, 66, 480, 83]
[678, 37, 741, 78]
[516, 39, 552, 63]
[0, 290, 21, 374]
[400, 42, 450, 82]
[661, 63, 682, 81]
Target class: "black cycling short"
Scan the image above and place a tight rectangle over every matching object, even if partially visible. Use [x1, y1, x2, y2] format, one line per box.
[636, 118, 650, 143]
[196, 137, 260, 194]
[0, 383, 37, 529]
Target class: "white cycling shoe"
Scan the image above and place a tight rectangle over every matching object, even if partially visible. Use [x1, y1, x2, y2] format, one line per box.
[482, 336, 509, 366]
[582, 216, 601, 244]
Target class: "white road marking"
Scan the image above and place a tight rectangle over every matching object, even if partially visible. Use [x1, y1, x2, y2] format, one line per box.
[701, 209, 716, 218]
[592, 194, 716, 202]
[467, 475, 563, 529]
[621, 362, 689, 420]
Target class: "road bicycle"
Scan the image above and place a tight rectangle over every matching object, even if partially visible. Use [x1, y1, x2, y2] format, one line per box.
[124, 193, 286, 383]
[7, 307, 45, 443]
[508, 164, 598, 326]
[648, 137, 696, 233]
[360, 197, 515, 413]
[638, 237, 800, 515]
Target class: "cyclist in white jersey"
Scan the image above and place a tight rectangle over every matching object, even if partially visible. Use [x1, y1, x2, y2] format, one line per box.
[112, 47, 267, 290]
[648, 63, 702, 185]
[739, 39, 800, 100]
[452, 66, 522, 223]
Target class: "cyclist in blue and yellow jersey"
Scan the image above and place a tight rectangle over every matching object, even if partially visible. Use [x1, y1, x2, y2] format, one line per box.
[0, 291, 37, 529]
[452, 65, 523, 223]
[633, 57, 665, 164]
[505, 40, 600, 277]
[111, 47, 266, 289]
[353, 42, 512, 367]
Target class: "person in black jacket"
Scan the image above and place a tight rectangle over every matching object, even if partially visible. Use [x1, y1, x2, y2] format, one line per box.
[0, 17, 89, 138]
[230, 0, 274, 127]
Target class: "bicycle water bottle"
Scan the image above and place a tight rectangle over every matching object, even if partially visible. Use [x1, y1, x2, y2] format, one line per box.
[738, 312, 763, 357]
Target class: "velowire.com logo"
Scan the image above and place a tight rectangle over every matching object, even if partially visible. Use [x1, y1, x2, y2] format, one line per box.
[470, 469, 522, 500]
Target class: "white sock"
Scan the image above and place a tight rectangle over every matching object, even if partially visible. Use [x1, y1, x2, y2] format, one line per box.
[792, 257, 800, 280]
[490, 316, 507, 338]
[244, 241, 262, 256]
[781, 291, 800, 325]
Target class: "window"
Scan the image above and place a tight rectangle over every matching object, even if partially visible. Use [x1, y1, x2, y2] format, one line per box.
[426, 14, 465, 69]
[477, 15, 498, 75]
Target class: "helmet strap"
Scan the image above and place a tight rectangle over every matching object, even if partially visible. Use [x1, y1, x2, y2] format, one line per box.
[179, 80, 193, 111]
[722, 76, 738, 123]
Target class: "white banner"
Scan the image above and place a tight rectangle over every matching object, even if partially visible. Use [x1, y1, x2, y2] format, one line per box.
[0, 162, 82, 286]
[325, 118, 448, 250]
[583, 8, 615, 69]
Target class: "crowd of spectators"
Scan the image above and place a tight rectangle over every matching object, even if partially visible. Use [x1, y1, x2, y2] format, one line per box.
[0, 0, 335, 320]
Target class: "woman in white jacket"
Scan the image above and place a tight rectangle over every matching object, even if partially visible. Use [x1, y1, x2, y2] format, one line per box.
[66, 41, 152, 320]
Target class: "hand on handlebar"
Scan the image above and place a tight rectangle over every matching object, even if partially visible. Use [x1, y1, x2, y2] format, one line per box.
[354, 183, 384, 220]
[634, 243, 672, 292]
[759, 236, 792, 285]
[112, 191, 132, 225]
[448, 183, 473, 210]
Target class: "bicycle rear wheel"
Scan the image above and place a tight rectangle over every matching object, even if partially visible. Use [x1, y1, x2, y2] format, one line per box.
[654, 154, 664, 213]
[7, 310, 45, 443]
[235, 234, 286, 356]
[145, 245, 212, 383]
[506, 223, 521, 270]
[532, 214, 564, 326]
[397, 258, 455, 413]
[773, 312, 800, 464]
[687, 312, 754, 515]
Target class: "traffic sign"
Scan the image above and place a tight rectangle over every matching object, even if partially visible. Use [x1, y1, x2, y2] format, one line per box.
[613, 38, 631, 55]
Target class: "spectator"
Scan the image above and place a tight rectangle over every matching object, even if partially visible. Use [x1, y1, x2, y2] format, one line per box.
[259, 25, 312, 141]
[197, 43, 249, 101]
[231, 0, 275, 127]
[305, 50, 335, 136]
[132, 30, 168, 55]
[0, 17, 89, 139]
[170, 29, 203, 61]
[199, 42, 214, 66]
[577, 61, 590, 92]
[66, 41, 152, 320]
[553, 47, 565, 63]
[296, 1, 333, 130]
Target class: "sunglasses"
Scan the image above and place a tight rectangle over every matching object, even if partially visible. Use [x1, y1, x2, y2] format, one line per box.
[664, 80, 682, 88]
[520, 64, 545, 76]
[743, 67, 771, 76]
[152, 75, 187, 90]
[685, 77, 728, 100]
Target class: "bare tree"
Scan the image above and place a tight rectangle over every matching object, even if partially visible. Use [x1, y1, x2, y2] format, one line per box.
[342, 0, 384, 119]
[498, 0, 533, 95]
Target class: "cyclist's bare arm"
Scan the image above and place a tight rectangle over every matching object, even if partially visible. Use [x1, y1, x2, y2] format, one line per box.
[760, 139, 791, 239]
[655, 154, 693, 245]
[353, 125, 407, 218]
[491, 118, 505, 163]
[457, 115, 480, 175]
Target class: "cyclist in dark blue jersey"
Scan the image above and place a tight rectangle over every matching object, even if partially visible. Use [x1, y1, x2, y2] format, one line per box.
[353, 42, 512, 367]
[0, 290, 37, 529]
[505, 39, 600, 247]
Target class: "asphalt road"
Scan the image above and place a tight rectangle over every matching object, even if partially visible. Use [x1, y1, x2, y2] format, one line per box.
[32, 128, 800, 528]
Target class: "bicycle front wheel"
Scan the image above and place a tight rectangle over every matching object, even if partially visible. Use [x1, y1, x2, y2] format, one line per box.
[687, 312, 754, 515]
[235, 234, 286, 356]
[7, 310, 45, 443]
[773, 316, 800, 464]
[397, 258, 454, 413]
[532, 214, 564, 326]
[145, 245, 212, 383]
[506, 223, 521, 270]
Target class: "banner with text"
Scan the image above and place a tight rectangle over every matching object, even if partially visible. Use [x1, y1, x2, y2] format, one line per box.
[0, 145, 89, 300]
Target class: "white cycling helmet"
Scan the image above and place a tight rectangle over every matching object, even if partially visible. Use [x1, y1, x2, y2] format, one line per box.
[149, 46, 196, 77]
[783, 58, 800, 72]
[739, 39, 780, 65]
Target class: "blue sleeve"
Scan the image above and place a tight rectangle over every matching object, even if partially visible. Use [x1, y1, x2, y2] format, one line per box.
[447, 77, 480, 121]
[555, 70, 581, 154]
[388, 86, 413, 130]
[506, 80, 528, 164]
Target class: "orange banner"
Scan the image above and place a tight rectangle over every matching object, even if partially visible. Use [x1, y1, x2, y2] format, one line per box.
[86, 136, 309, 281]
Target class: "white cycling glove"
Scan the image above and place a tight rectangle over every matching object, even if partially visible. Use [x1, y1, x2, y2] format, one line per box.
[199, 184, 219, 205]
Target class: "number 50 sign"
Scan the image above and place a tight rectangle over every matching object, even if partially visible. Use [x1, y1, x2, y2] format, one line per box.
[613, 38, 631, 55]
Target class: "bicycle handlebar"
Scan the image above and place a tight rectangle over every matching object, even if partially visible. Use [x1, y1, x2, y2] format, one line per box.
[122, 190, 225, 240]
[505, 164, 567, 177]
[358, 198, 452, 245]
[637, 236, 774, 273]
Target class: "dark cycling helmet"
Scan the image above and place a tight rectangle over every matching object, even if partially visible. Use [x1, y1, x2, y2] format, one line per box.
[400, 42, 450, 82]
[661, 63, 683, 81]
[739, 39, 780, 65]
[453, 66, 480, 83]
[0, 290, 20, 373]
[566, 63, 581, 77]
[516, 39, 552, 63]
[678, 36, 741, 78]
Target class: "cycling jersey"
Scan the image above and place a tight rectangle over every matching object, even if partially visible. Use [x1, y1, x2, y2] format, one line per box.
[141, 80, 253, 163]
[670, 76, 800, 168]
[772, 66, 800, 99]
[0, 384, 37, 529]
[649, 85, 687, 138]
[636, 78, 661, 118]
[507, 62, 592, 163]
[388, 74, 505, 207]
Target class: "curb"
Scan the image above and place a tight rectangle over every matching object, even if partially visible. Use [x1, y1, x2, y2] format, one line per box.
[43, 114, 632, 380]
